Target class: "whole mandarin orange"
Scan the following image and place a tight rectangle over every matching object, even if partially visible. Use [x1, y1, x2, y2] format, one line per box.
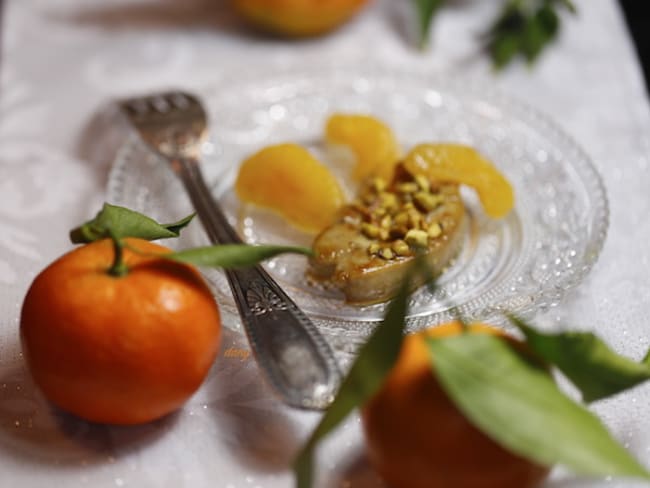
[232, 0, 371, 37]
[20, 238, 221, 425]
[361, 322, 550, 488]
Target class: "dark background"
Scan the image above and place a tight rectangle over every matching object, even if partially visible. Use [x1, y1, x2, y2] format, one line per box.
[620, 0, 650, 92]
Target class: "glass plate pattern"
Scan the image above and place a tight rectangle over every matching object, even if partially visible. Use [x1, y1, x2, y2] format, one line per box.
[107, 66, 608, 350]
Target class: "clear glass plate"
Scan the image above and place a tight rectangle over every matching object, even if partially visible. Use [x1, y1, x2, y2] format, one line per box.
[107, 66, 608, 350]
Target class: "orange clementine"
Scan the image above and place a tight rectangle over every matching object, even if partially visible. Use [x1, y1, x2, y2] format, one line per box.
[235, 143, 345, 233]
[404, 143, 515, 218]
[325, 113, 401, 182]
[20, 238, 221, 425]
[361, 322, 550, 488]
[232, 0, 371, 37]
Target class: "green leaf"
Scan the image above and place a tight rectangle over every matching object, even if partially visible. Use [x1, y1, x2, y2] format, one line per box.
[414, 0, 444, 48]
[427, 333, 650, 479]
[162, 213, 196, 235]
[166, 244, 313, 269]
[509, 316, 650, 403]
[521, 9, 557, 63]
[486, 0, 576, 69]
[490, 33, 521, 70]
[293, 266, 416, 488]
[70, 203, 194, 243]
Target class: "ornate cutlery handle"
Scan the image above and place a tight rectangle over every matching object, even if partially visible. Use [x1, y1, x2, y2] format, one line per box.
[172, 157, 341, 410]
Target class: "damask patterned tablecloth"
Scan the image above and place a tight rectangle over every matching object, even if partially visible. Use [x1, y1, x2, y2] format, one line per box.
[2, 0, 650, 487]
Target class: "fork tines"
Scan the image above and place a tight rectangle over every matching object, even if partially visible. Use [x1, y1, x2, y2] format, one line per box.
[120, 91, 200, 118]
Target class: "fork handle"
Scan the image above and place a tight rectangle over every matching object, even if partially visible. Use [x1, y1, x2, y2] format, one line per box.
[172, 157, 341, 410]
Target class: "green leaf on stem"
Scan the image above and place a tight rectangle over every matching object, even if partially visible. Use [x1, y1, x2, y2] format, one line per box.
[166, 244, 313, 269]
[487, 0, 576, 69]
[509, 315, 650, 403]
[414, 0, 444, 49]
[426, 333, 650, 479]
[293, 264, 418, 488]
[70, 203, 194, 243]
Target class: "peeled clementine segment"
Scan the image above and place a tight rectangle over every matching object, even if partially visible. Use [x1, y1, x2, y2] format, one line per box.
[235, 143, 345, 233]
[404, 143, 514, 218]
[326, 113, 401, 182]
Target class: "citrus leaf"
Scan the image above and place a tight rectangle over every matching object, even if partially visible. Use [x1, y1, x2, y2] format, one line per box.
[490, 33, 521, 70]
[70, 203, 194, 243]
[162, 213, 196, 235]
[414, 0, 444, 48]
[166, 244, 313, 269]
[509, 316, 650, 403]
[486, 0, 576, 69]
[293, 266, 416, 488]
[522, 9, 557, 63]
[426, 334, 650, 479]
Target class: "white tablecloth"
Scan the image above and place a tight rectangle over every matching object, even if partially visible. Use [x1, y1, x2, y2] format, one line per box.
[2, 0, 650, 487]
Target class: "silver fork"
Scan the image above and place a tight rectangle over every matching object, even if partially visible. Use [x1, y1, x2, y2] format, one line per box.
[119, 91, 341, 410]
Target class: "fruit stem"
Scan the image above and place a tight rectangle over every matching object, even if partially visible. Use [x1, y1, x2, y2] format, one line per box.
[108, 230, 128, 277]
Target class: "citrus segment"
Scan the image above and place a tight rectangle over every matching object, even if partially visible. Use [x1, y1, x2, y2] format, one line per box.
[362, 322, 550, 488]
[20, 238, 221, 425]
[235, 143, 345, 233]
[326, 113, 401, 182]
[404, 143, 514, 218]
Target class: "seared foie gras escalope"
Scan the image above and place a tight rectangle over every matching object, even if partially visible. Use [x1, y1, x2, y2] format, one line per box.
[309, 164, 465, 305]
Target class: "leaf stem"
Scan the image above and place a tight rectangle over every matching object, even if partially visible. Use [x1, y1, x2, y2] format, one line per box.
[108, 230, 128, 277]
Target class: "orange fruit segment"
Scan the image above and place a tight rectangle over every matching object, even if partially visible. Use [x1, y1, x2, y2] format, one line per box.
[235, 143, 345, 233]
[326, 113, 401, 182]
[361, 322, 550, 488]
[404, 143, 514, 218]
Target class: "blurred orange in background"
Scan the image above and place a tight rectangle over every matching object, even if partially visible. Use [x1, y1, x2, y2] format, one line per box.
[232, 0, 371, 37]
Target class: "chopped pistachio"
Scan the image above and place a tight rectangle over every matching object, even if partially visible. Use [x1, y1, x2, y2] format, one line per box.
[414, 174, 430, 192]
[371, 177, 387, 193]
[378, 192, 398, 211]
[405, 229, 429, 248]
[427, 222, 442, 238]
[408, 209, 423, 229]
[380, 215, 392, 229]
[379, 247, 394, 260]
[394, 211, 409, 227]
[392, 239, 410, 256]
[372, 207, 387, 219]
[414, 191, 440, 212]
[368, 242, 380, 255]
[379, 228, 390, 241]
[397, 182, 419, 194]
[361, 223, 380, 239]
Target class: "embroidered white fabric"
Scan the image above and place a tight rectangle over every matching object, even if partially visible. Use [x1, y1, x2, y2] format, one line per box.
[1, 0, 650, 487]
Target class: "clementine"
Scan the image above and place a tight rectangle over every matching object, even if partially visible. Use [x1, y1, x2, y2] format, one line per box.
[20, 238, 221, 425]
[361, 322, 550, 488]
[232, 0, 371, 37]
